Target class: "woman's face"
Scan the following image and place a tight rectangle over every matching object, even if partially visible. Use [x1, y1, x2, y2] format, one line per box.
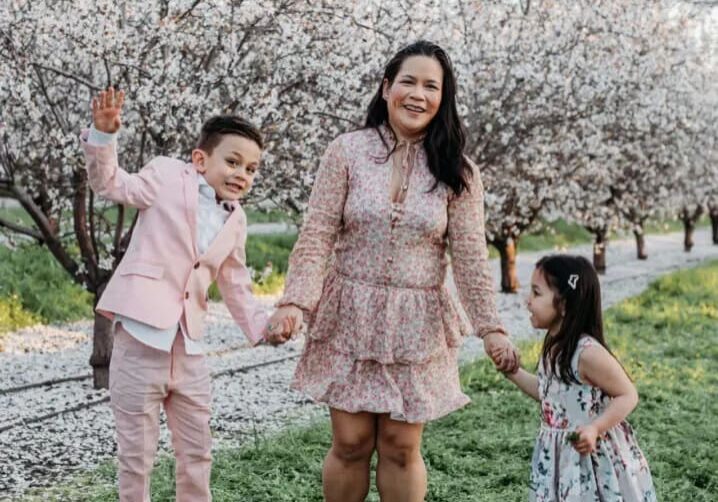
[383, 55, 443, 140]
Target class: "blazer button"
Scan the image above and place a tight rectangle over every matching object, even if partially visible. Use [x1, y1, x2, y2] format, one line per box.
[184, 292, 190, 299]
[194, 262, 200, 269]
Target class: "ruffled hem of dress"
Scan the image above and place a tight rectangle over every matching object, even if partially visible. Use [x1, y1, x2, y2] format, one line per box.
[291, 339, 470, 423]
[305, 269, 471, 365]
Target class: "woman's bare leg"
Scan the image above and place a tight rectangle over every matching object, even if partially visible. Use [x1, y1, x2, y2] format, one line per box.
[323, 408, 378, 502]
[376, 414, 426, 502]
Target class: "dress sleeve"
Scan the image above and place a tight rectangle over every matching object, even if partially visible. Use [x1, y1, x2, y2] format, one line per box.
[447, 162, 507, 338]
[276, 137, 349, 313]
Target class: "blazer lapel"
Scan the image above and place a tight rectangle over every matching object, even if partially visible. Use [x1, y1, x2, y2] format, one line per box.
[201, 203, 243, 261]
[182, 165, 200, 258]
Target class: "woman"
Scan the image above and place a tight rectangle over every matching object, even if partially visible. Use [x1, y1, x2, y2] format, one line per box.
[267, 40, 519, 501]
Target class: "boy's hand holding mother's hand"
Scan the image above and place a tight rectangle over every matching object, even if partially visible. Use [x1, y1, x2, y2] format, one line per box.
[263, 305, 304, 346]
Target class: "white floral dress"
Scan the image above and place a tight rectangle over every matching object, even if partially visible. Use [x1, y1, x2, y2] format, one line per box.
[277, 126, 506, 423]
[530, 336, 657, 501]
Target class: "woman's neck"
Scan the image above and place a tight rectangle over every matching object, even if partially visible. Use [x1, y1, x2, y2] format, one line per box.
[386, 118, 425, 144]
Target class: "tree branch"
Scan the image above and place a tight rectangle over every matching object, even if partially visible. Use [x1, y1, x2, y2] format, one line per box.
[31, 63, 102, 91]
[0, 217, 44, 242]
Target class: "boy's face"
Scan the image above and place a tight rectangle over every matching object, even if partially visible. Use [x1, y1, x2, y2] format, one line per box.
[192, 134, 261, 201]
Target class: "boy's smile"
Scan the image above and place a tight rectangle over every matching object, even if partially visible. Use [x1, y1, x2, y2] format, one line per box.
[192, 134, 261, 201]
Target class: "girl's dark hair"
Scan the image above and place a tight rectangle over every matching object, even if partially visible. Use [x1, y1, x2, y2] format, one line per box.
[364, 40, 471, 196]
[536, 254, 612, 384]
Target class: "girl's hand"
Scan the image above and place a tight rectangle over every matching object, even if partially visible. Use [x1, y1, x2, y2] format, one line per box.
[489, 344, 521, 374]
[91, 87, 125, 133]
[570, 424, 600, 455]
[484, 333, 519, 373]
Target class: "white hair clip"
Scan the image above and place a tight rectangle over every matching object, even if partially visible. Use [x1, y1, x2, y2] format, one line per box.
[568, 274, 579, 290]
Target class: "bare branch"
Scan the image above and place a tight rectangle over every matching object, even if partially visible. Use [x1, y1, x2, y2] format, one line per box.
[0, 217, 44, 242]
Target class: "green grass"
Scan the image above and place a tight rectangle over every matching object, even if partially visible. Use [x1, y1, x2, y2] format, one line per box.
[0, 294, 40, 343]
[0, 245, 92, 331]
[515, 218, 594, 252]
[244, 208, 294, 225]
[26, 260, 718, 501]
[245, 234, 297, 274]
[208, 233, 297, 299]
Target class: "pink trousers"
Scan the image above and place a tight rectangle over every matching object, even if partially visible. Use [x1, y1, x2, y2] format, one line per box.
[109, 325, 212, 501]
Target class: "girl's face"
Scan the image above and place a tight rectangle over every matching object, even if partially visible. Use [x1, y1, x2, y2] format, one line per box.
[382, 55, 443, 140]
[527, 268, 563, 335]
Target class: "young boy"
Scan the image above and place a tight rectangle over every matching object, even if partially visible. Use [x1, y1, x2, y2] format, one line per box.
[81, 87, 291, 501]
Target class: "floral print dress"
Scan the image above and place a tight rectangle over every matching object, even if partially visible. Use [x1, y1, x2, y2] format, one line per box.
[277, 126, 506, 423]
[531, 336, 657, 501]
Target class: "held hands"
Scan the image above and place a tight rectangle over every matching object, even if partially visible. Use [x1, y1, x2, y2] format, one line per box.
[263, 305, 304, 346]
[484, 332, 520, 374]
[91, 87, 125, 134]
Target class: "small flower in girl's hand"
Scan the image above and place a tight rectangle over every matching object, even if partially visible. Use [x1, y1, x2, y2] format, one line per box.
[567, 425, 601, 455]
[566, 431, 580, 444]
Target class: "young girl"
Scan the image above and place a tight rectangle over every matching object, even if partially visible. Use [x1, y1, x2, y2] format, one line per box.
[499, 254, 656, 502]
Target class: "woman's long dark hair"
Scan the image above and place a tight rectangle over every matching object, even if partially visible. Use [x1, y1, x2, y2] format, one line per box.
[364, 40, 471, 196]
[537, 255, 612, 384]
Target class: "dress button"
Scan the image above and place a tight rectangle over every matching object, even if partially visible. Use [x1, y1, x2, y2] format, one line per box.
[184, 292, 190, 299]
[194, 262, 200, 269]
[387, 256, 394, 263]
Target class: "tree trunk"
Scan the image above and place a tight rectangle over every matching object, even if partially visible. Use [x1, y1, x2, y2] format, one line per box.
[680, 206, 704, 252]
[633, 230, 647, 260]
[683, 219, 696, 252]
[89, 280, 113, 389]
[89, 310, 113, 389]
[710, 206, 718, 245]
[494, 238, 520, 293]
[593, 230, 607, 274]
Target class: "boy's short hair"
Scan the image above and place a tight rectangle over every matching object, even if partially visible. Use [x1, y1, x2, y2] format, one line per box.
[197, 115, 264, 153]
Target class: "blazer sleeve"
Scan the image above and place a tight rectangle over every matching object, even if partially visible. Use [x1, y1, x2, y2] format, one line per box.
[79, 129, 162, 209]
[216, 210, 271, 345]
[276, 136, 349, 314]
[447, 162, 507, 339]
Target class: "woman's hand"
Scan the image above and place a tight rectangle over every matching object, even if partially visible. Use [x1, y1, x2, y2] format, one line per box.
[483, 332, 519, 373]
[570, 424, 600, 455]
[264, 305, 304, 346]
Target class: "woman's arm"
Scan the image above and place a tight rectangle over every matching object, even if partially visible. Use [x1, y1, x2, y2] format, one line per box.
[447, 163, 517, 372]
[275, 137, 349, 314]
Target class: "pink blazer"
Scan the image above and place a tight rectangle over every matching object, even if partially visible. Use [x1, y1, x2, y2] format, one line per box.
[80, 130, 269, 345]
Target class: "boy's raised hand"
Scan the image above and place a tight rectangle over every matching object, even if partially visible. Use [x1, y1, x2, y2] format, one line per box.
[91, 87, 125, 133]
